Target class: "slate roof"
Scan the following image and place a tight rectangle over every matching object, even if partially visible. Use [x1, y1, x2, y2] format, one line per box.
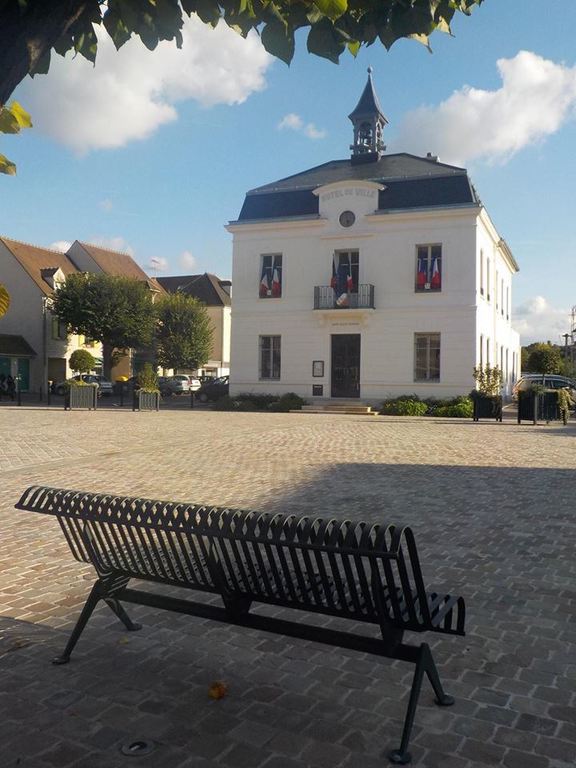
[237, 153, 479, 222]
[0, 237, 77, 296]
[348, 69, 387, 123]
[156, 274, 231, 307]
[0, 334, 37, 357]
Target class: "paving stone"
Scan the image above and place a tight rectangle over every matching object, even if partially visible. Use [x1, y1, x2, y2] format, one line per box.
[2, 409, 576, 768]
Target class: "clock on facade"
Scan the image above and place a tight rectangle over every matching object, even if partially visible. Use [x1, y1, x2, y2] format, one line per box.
[339, 210, 355, 228]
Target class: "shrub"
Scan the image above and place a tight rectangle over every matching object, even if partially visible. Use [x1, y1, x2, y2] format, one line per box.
[212, 392, 307, 412]
[434, 398, 474, 418]
[136, 363, 159, 393]
[270, 393, 306, 412]
[381, 397, 428, 416]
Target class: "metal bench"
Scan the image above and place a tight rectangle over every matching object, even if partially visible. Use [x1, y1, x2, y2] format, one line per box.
[15, 485, 466, 765]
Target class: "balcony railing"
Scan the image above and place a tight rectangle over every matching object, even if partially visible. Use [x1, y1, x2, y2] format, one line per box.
[314, 284, 375, 310]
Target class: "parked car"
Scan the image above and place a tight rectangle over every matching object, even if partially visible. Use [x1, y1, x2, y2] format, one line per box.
[513, 374, 576, 401]
[163, 375, 191, 395]
[195, 375, 229, 403]
[53, 374, 113, 397]
[186, 376, 202, 391]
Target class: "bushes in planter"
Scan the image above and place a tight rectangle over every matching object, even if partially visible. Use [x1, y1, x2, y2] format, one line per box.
[380, 397, 428, 416]
[380, 394, 473, 418]
[212, 392, 306, 412]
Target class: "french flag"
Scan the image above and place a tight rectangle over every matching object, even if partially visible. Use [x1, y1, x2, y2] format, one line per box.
[347, 271, 354, 292]
[259, 265, 270, 297]
[417, 253, 427, 288]
[271, 268, 281, 297]
[430, 256, 441, 289]
[330, 256, 337, 289]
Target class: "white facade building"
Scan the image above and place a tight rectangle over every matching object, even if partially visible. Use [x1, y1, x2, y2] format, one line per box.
[228, 72, 520, 402]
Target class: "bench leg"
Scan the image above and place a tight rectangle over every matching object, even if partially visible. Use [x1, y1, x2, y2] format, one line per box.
[53, 581, 102, 665]
[103, 597, 142, 632]
[53, 578, 141, 665]
[388, 644, 453, 765]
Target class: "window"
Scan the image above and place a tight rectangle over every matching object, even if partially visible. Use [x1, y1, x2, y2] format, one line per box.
[259, 254, 282, 298]
[479, 334, 484, 368]
[506, 286, 510, 320]
[333, 250, 359, 295]
[51, 316, 67, 340]
[501, 279, 504, 316]
[480, 251, 484, 296]
[495, 270, 499, 310]
[416, 245, 442, 291]
[414, 333, 440, 381]
[486, 258, 491, 301]
[259, 336, 281, 379]
[486, 337, 490, 366]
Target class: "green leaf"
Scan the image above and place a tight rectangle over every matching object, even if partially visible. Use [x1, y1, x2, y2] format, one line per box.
[261, 19, 295, 64]
[0, 102, 32, 134]
[9, 102, 32, 130]
[312, 0, 348, 22]
[347, 40, 360, 57]
[0, 154, 17, 175]
[29, 48, 51, 76]
[306, 19, 346, 63]
[103, 9, 132, 49]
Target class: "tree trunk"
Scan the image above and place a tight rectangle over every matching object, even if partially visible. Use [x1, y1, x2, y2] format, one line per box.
[0, 0, 91, 107]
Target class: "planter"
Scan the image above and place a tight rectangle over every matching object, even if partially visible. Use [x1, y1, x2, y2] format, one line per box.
[472, 394, 502, 422]
[64, 385, 98, 410]
[517, 390, 562, 424]
[133, 390, 160, 411]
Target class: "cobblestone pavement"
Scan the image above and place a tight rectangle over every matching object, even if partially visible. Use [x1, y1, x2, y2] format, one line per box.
[0, 405, 575, 768]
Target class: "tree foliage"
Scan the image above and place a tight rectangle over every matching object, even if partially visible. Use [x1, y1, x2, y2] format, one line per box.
[51, 273, 155, 375]
[155, 292, 213, 371]
[524, 343, 563, 375]
[69, 348, 96, 374]
[0, 101, 31, 174]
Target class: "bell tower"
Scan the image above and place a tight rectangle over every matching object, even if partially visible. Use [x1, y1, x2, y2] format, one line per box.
[349, 67, 388, 165]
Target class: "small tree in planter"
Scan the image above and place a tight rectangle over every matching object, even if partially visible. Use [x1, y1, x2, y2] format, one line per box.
[69, 349, 95, 376]
[133, 363, 160, 411]
[472, 365, 503, 422]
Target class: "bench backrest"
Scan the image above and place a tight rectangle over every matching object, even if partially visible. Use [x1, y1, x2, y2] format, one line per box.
[16, 485, 463, 635]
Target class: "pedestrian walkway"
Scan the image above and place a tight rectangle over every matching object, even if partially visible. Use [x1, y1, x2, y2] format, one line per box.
[0, 408, 575, 767]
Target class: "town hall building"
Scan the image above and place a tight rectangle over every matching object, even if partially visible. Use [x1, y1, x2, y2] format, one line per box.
[227, 70, 520, 402]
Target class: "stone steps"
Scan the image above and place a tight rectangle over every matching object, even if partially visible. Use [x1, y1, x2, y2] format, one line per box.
[294, 404, 378, 415]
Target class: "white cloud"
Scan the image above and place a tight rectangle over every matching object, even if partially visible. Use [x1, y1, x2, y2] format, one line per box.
[99, 199, 113, 212]
[148, 257, 169, 273]
[50, 240, 72, 253]
[514, 295, 570, 344]
[278, 112, 326, 140]
[278, 113, 303, 131]
[180, 250, 197, 270]
[19, 17, 271, 152]
[391, 51, 576, 165]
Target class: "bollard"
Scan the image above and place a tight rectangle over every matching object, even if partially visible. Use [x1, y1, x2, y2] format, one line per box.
[190, 389, 194, 409]
[39, 385, 43, 403]
[17, 387, 21, 406]
[120, 385, 124, 408]
[47, 386, 51, 406]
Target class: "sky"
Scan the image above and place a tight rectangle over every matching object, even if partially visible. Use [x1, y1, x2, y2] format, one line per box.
[1, 0, 576, 344]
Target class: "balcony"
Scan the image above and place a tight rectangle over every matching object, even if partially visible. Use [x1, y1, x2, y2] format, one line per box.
[314, 284, 375, 310]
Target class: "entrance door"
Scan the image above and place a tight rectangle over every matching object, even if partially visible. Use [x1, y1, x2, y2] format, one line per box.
[331, 334, 360, 398]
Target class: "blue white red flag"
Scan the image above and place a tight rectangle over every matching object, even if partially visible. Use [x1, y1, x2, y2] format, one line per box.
[259, 264, 270, 297]
[431, 256, 441, 289]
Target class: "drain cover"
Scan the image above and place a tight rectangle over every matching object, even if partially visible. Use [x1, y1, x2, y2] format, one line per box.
[120, 739, 156, 757]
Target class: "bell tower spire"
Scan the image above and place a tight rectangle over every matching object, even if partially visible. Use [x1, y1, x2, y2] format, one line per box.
[349, 67, 388, 164]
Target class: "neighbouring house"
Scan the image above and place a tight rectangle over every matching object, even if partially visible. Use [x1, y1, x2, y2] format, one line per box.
[0, 237, 164, 391]
[227, 70, 520, 402]
[66, 240, 165, 378]
[0, 237, 101, 391]
[156, 273, 231, 377]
